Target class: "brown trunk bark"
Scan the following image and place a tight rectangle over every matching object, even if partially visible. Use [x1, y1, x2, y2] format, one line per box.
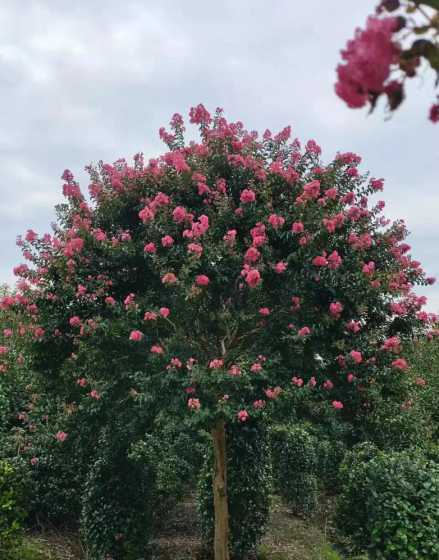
[211, 419, 230, 560]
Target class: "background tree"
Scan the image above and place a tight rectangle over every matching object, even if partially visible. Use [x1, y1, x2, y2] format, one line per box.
[2, 105, 435, 560]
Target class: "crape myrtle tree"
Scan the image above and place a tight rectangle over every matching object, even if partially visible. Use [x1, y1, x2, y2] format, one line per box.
[1, 105, 436, 560]
[335, 0, 439, 122]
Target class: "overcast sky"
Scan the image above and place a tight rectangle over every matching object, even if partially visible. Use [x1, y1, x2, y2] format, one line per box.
[1, 1, 438, 309]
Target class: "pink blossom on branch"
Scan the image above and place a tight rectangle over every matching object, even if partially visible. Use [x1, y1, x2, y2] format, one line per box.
[335, 16, 400, 108]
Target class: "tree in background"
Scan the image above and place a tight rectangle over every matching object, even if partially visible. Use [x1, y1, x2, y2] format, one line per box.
[335, 0, 439, 122]
[1, 105, 436, 560]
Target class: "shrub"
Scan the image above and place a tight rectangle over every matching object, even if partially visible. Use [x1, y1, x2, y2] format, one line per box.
[0, 459, 26, 556]
[129, 422, 204, 524]
[406, 337, 439, 441]
[271, 424, 318, 515]
[336, 445, 439, 559]
[316, 437, 346, 492]
[80, 428, 155, 560]
[198, 422, 272, 559]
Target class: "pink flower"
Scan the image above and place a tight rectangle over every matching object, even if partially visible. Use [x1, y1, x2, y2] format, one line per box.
[292, 376, 304, 387]
[159, 307, 170, 318]
[303, 180, 321, 200]
[172, 206, 187, 223]
[312, 255, 328, 267]
[391, 358, 408, 371]
[0, 346, 8, 355]
[328, 250, 342, 270]
[362, 261, 375, 276]
[382, 336, 401, 353]
[325, 187, 338, 199]
[195, 274, 210, 286]
[332, 400, 344, 410]
[151, 344, 164, 354]
[335, 17, 399, 108]
[77, 377, 88, 387]
[347, 373, 355, 383]
[209, 359, 224, 369]
[25, 229, 38, 242]
[228, 365, 241, 376]
[415, 377, 426, 387]
[237, 410, 249, 422]
[350, 350, 363, 364]
[3, 328, 13, 338]
[253, 400, 266, 410]
[329, 301, 343, 317]
[189, 103, 211, 125]
[274, 261, 287, 274]
[188, 398, 201, 410]
[30, 457, 39, 466]
[139, 206, 155, 223]
[346, 320, 361, 333]
[223, 229, 237, 246]
[144, 242, 157, 254]
[89, 389, 101, 400]
[144, 311, 158, 321]
[244, 247, 261, 264]
[240, 189, 256, 203]
[129, 330, 143, 341]
[268, 214, 285, 229]
[298, 326, 311, 337]
[308, 376, 317, 388]
[245, 269, 261, 288]
[93, 229, 106, 242]
[55, 431, 68, 442]
[69, 316, 81, 327]
[161, 235, 174, 248]
[187, 243, 203, 256]
[34, 327, 45, 340]
[162, 272, 177, 284]
[371, 178, 384, 191]
[124, 293, 136, 309]
[259, 307, 271, 316]
[251, 362, 262, 373]
[167, 357, 183, 369]
[323, 379, 334, 390]
[105, 296, 116, 306]
[265, 386, 282, 400]
[292, 222, 304, 233]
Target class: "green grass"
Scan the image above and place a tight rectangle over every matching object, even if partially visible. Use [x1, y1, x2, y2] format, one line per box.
[1, 538, 52, 560]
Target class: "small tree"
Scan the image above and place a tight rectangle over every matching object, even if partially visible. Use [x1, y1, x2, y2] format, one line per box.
[2, 105, 435, 559]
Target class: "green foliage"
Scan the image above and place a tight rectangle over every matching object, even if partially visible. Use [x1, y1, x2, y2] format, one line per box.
[271, 424, 318, 515]
[0, 459, 26, 555]
[80, 427, 155, 560]
[406, 337, 439, 440]
[129, 422, 204, 522]
[3, 538, 49, 560]
[316, 437, 346, 492]
[198, 422, 272, 559]
[81, 419, 202, 559]
[336, 445, 439, 559]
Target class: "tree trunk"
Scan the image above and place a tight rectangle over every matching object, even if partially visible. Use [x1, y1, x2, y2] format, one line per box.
[211, 419, 230, 560]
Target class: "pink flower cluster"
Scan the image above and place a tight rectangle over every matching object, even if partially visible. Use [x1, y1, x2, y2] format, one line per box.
[336, 16, 400, 109]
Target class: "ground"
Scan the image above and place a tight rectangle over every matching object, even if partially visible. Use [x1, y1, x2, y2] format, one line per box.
[18, 496, 363, 560]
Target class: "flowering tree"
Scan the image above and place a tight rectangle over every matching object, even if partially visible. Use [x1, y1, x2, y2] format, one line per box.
[335, 0, 439, 122]
[1, 105, 436, 560]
